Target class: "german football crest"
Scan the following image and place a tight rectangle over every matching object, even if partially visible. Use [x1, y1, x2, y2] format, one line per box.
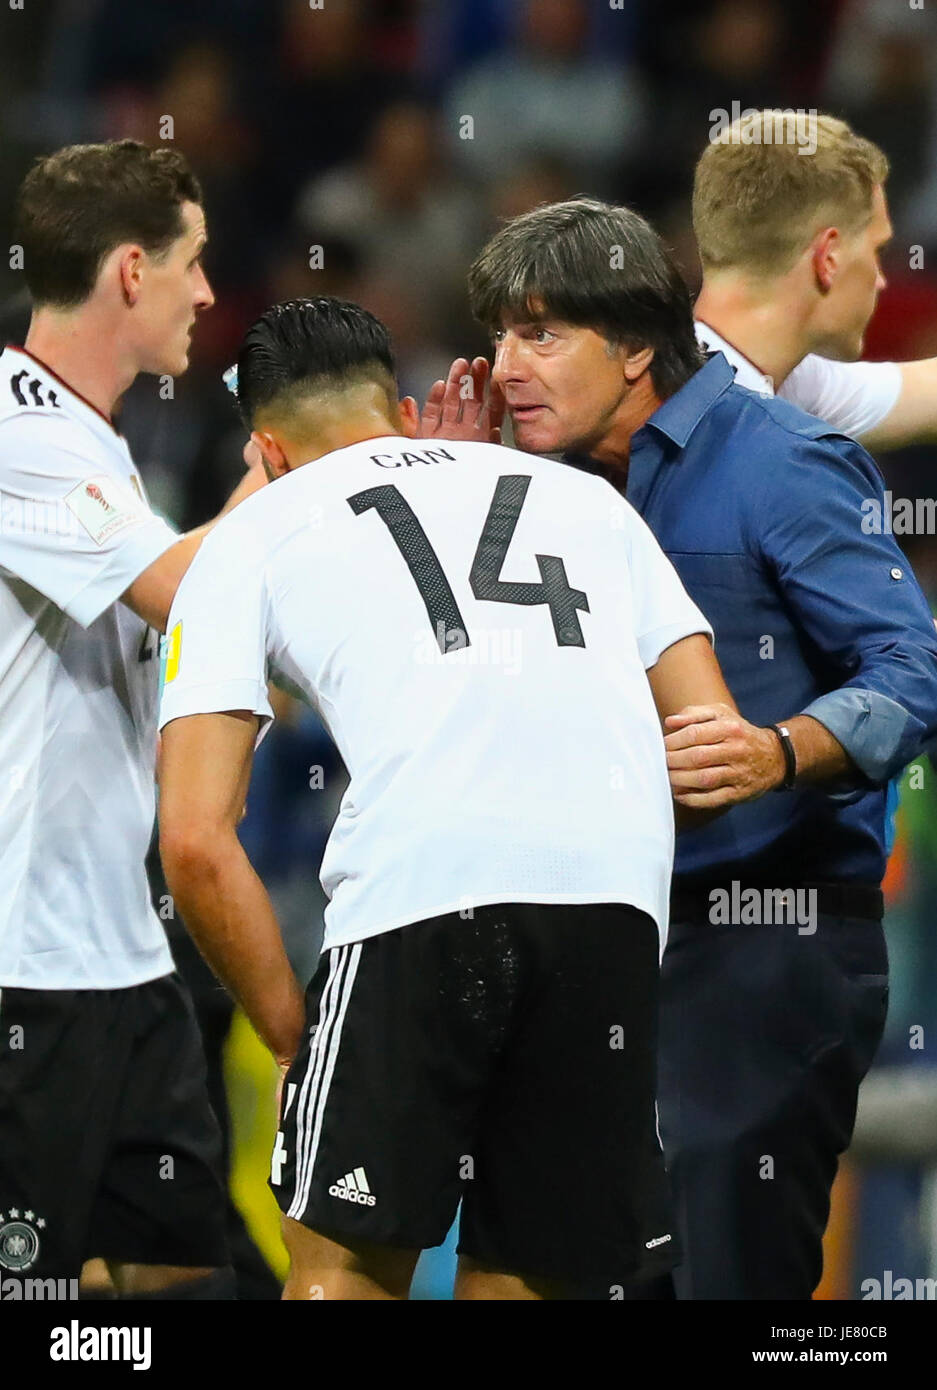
[0, 1210, 45, 1271]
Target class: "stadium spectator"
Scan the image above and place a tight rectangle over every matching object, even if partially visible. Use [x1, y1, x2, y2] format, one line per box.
[297, 100, 480, 348]
[444, 0, 645, 194]
[629, 0, 798, 216]
[255, 0, 404, 216]
[823, 0, 937, 242]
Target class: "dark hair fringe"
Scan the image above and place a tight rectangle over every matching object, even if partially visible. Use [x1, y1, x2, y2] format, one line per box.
[468, 197, 703, 398]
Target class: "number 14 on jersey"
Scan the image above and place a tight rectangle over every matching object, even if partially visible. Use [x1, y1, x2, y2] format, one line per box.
[348, 474, 590, 652]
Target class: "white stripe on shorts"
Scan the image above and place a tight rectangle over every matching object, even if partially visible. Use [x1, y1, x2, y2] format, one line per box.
[287, 946, 348, 1218]
[288, 942, 362, 1220]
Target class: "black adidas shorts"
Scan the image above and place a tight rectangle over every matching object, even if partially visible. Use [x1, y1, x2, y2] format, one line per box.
[0, 973, 229, 1280]
[272, 902, 677, 1288]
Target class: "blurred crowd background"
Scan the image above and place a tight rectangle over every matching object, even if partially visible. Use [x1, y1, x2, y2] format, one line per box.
[2, 0, 937, 1298]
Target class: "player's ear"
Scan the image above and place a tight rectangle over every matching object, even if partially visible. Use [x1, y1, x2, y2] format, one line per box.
[811, 226, 839, 292]
[117, 245, 145, 307]
[398, 395, 420, 439]
[251, 429, 290, 480]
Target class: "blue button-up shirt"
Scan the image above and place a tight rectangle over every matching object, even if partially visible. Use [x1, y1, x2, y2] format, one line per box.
[599, 352, 937, 884]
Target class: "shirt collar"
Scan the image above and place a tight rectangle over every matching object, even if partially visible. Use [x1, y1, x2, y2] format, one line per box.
[4, 343, 118, 433]
[694, 320, 775, 397]
[639, 351, 738, 449]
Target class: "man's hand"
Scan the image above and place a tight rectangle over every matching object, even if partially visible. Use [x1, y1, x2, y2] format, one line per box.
[413, 356, 505, 443]
[665, 703, 785, 808]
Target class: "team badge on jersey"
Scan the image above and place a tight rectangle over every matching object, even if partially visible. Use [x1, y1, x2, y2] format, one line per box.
[64, 475, 147, 546]
[163, 622, 182, 683]
[0, 1210, 45, 1271]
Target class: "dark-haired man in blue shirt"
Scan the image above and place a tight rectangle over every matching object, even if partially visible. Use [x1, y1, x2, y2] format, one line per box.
[445, 196, 937, 1299]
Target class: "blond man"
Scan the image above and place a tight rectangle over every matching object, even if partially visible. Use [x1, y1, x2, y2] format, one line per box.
[693, 110, 937, 450]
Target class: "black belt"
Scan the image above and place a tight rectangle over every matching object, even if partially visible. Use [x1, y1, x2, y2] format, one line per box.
[670, 880, 884, 924]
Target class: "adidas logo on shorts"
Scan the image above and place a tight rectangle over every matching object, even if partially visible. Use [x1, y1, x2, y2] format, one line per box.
[328, 1167, 377, 1206]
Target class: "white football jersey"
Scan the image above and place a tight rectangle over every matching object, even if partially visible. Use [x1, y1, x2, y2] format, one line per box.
[159, 436, 712, 952]
[0, 347, 179, 989]
[695, 321, 902, 438]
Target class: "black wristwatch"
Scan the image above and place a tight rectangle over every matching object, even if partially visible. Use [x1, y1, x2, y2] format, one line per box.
[767, 723, 797, 791]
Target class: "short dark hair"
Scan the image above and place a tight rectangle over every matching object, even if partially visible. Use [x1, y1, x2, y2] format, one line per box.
[235, 297, 397, 429]
[467, 197, 703, 398]
[15, 140, 201, 309]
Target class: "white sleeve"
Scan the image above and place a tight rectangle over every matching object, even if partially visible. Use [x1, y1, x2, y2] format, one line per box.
[158, 518, 275, 734]
[0, 414, 178, 628]
[624, 505, 713, 669]
[779, 355, 902, 438]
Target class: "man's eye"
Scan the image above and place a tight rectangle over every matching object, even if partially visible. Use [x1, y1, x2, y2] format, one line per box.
[534, 328, 553, 344]
[493, 329, 505, 343]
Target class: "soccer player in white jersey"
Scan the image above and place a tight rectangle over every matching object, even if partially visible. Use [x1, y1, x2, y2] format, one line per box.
[692, 110, 937, 449]
[157, 296, 737, 1300]
[0, 141, 264, 1297]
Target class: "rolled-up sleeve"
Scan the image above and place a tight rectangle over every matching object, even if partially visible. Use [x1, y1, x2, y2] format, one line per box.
[802, 688, 924, 785]
[758, 437, 937, 787]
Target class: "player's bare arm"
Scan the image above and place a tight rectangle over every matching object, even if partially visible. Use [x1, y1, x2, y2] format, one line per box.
[646, 632, 734, 720]
[860, 358, 937, 451]
[158, 708, 305, 1066]
[645, 632, 739, 828]
[120, 451, 267, 632]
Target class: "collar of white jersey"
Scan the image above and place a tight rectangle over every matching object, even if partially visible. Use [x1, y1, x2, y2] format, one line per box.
[2, 343, 120, 437]
[693, 320, 775, 398]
